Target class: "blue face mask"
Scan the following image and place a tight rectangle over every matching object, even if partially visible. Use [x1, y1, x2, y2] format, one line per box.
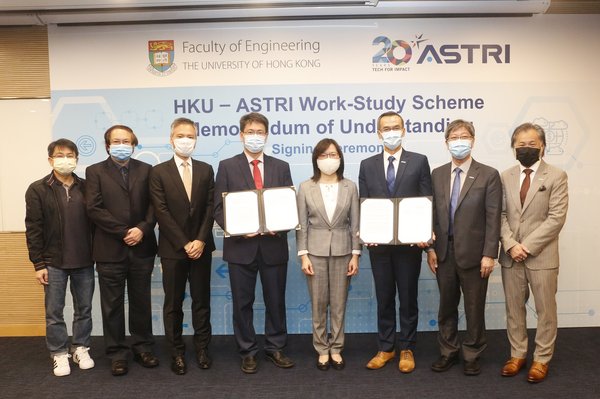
[243, 134, 266, 154]
[448, 139, 472, 160]
[381, 130, 403, 151]
[109, 144, 133, 161]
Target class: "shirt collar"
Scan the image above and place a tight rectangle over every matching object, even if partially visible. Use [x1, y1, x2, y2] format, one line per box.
[110, 157, 129, 169]
[245, 152, 264, 164]
[519, 159, 540, 174]
[174, 153, 191, 167]
[384, 147, 402, 161]
[452, 157, 473, 174]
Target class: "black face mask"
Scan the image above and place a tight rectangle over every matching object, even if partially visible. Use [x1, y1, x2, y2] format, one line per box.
[515, 147, 541, 167]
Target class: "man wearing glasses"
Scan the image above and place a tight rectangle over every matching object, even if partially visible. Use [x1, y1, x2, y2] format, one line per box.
[426, 119, 502, 376]
[214, 112, 295, 374]
[25, 139, 95, 377]
[359, 111, 432, 373]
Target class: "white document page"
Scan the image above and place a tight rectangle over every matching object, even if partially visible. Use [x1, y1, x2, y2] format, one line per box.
[224, 190, 260, 236]
[397, 197, 432, 244]
[263, 187, 299, 232]
[359, 198, 394, 244]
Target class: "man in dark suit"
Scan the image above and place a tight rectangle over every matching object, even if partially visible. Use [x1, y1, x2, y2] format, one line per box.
[86, 125, 158, 376]
[149, 117, 216, 375]
[426, 119, 502, 376]
[359, 111, 432, 373]
[214, 112, 295, 374]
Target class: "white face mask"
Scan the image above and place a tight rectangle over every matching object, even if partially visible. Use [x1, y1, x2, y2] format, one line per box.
[173, 137, 196, 157]
[381, 130, 403, 151]
[243, 134, 266, 154]
[52, 157, 77, 176]
[317, 158, 340, 176]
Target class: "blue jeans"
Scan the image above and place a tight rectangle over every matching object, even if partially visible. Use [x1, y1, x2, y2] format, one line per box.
[45, 266, 95, 357]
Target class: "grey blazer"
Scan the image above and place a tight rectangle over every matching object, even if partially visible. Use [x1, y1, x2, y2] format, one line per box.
[499, 160, 568, 270]
[296, 178, 360, 257]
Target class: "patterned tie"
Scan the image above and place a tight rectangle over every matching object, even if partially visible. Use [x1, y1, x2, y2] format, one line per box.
[251, 159, 263, 189]
[520, 168, 533, 206]
[182, 161, 192, 201]
[386, 156, 396, 195]
[120, 166, 128, 187]
[449, 168, 461, 235]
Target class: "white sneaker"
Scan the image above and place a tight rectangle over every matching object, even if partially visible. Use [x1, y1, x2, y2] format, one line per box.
[53, 353, 71, 377]
[73, 346, 95, 370]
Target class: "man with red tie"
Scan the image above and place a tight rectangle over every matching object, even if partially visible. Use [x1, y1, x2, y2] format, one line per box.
[214, 112, 295, 374]
[499, 123, 568, 383]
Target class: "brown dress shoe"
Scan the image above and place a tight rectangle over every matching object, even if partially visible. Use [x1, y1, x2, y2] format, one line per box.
[527, 361, 549, 383]
[399, 350, 415, 373]
[366, 351, 395, 370]
[501, 357, 526, 377]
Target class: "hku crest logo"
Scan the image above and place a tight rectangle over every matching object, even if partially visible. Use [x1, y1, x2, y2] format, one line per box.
[372, 34, 511, 72]
[147, 40, 177, 76]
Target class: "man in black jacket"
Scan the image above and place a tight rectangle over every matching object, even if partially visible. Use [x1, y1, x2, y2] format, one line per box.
[86, 125, 158, 376]
[25, 138, 95, 377]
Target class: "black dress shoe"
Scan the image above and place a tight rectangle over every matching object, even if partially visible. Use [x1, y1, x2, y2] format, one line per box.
[171, 355, 187, 375]
[111, 359, 128, 376]
[331, 357, 345, 371]
[196, 349, 212, 369]
[431, 355, 459, 372]
[464, 359, 481, 376]
[316, 359, 330, 371]
[241, 356, 257, 374]
[134, 352, 159, 368]
[266, 351, 295, 369]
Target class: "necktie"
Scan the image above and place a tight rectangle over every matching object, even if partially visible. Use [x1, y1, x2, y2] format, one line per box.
[386, 156, 396, 195]
[520, 168, 533, 206]
[120, 166, 128, 187]
[182, 161, 192, 200]
[251, 159, 263, 189]
[449, 168, 461, 235]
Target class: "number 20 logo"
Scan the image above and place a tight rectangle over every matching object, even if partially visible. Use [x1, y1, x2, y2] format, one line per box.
[372, 36, 412, 66]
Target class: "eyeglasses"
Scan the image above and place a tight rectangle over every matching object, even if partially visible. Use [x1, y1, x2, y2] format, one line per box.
[318, 152, 340, 160]
[243, 130, 267, 136]
[446, 135, 473, 142]
[52, 154, 77, 159]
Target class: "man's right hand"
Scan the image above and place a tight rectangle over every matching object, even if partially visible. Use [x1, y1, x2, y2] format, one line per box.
[36, 269, 48, 285]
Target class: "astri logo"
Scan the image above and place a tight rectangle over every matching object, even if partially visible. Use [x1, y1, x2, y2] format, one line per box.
[372, 34, 510, 72]
[147, 40, 177, 76]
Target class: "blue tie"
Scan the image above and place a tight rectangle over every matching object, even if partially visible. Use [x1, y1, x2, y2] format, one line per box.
[449, 168, 461, 235]
[386, 156, 396, 195]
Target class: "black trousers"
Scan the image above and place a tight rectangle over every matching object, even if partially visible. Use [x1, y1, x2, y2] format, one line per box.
[96, 251, 155, 361]
[369, 245, 422, 352]
[228, 249, 288, 358]
[436, 242, 489, 362]
[161, 251, 212, 357]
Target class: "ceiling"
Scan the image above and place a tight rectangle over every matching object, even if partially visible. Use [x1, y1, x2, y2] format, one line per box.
[0, 1, 599, 26]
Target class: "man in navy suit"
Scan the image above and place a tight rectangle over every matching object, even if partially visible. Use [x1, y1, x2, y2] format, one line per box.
[86, 125, 158, 376]
[150, 117, 216, 375]
[359, 111, 432, 373]
[214, 112, 295, 374]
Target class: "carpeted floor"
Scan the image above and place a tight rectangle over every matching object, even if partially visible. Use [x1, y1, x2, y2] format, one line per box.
[0, 328, 598, 399]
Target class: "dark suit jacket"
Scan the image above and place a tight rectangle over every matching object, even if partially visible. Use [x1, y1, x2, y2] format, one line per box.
[214, 153, 293, 265]
[358, 150, 432, 199]
[150, 157, 215, 259]
[431, 159, 502, 268]
[86, 157, 157, 262]
[358, 149, 432, 251]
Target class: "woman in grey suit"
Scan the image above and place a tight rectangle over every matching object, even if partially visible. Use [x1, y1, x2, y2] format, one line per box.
[297, 138, 360, 370]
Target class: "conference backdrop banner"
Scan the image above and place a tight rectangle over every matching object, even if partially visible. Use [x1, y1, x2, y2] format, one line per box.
[48, 15, 600, 335]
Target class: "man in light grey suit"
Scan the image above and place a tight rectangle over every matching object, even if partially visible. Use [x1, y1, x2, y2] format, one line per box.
[499, 122, 568, 383]
[427, 119, 502, 376]
[297, 138, 360, 370]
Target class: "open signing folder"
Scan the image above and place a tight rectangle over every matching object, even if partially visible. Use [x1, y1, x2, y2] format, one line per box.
[359, 196, 433, 245]
[222, 186, 300, 237]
